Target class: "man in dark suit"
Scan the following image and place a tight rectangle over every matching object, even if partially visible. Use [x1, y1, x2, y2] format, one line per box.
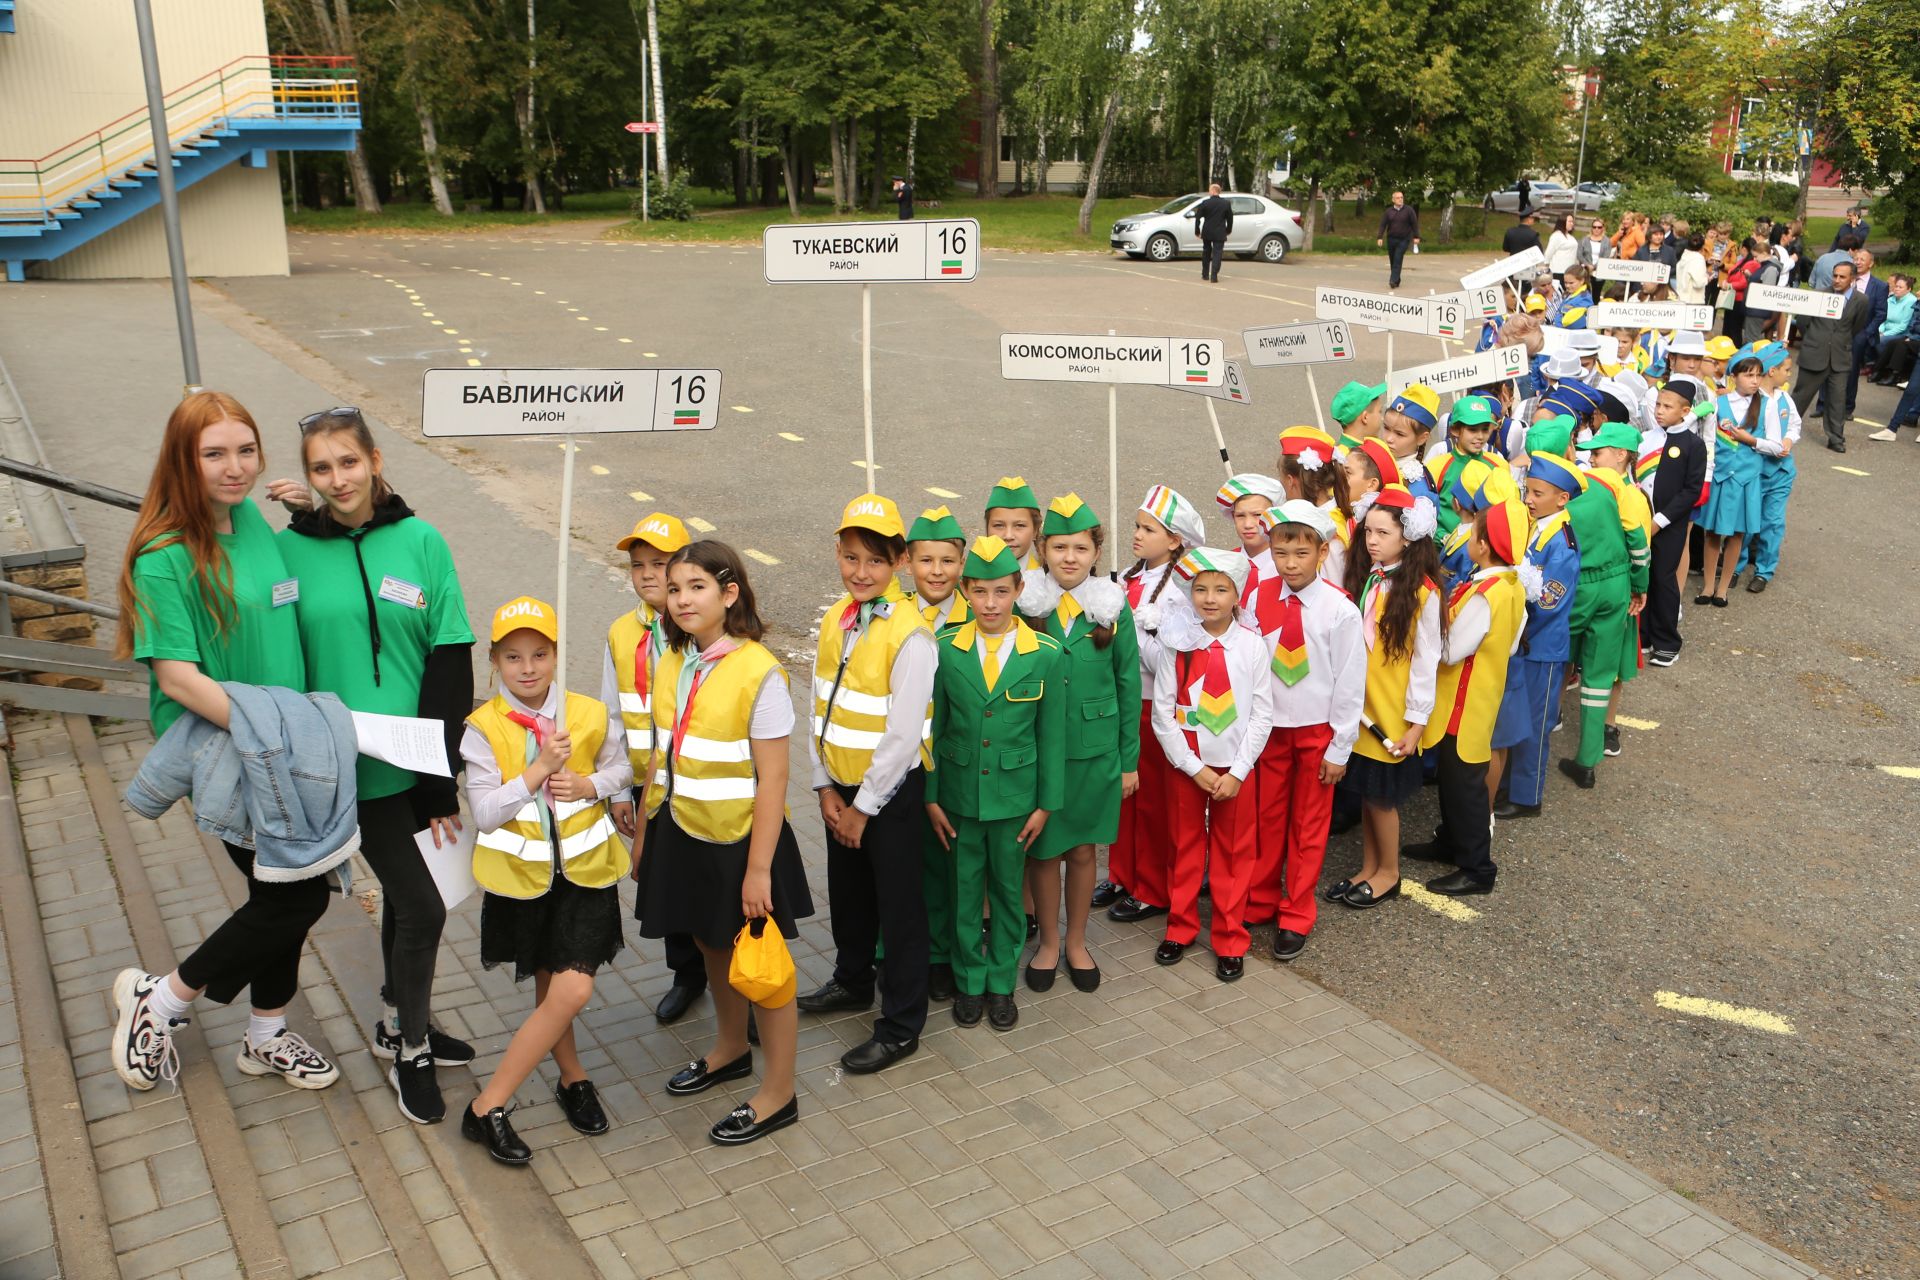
[1845, 247, 1888, 417]
[1189, 183, 1233, 282]
[1793, 261, 1869, 452]
[892, 175, 914, 220]
[1502, 211, 1541, 257]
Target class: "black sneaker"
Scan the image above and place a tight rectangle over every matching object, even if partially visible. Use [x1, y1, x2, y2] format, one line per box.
[462, 1101, 531, 1165]
[390, 1050, 445, 1124]
[1649, 650, 1679, 668]
[1603, 725, 1623, 757]
[372, 1021, 475, 1067]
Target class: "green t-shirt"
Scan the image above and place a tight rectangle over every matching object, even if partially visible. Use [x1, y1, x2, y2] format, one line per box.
[276, 514, 474, 799]
[131, 497, 308, 738]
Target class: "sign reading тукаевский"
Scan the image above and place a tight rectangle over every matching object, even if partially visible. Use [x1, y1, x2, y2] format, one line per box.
[419, 368, 722, 436]
[1000, 334, 1225, 386]
[763, 219, 979, 284]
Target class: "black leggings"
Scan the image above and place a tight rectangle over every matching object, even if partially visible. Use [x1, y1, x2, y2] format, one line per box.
[356, 793, 448, 1045]
[177, 842, 332, 1009]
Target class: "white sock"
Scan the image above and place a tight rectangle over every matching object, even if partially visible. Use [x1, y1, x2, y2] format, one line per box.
[248, 1013, 287, 1046]
[149, 974, 193, 1024]
[403, 1040, 430, 1062]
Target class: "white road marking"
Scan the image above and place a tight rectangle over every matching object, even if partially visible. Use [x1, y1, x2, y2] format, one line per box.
[1654, 991, 1795, 1035]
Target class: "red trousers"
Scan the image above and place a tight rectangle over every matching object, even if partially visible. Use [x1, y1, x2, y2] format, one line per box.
[1166, 768, 1259, 956]
[1246, 724, 1337, 936]
[1107, 702, 1172, 907]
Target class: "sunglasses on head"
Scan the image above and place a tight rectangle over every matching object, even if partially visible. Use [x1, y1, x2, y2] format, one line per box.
[299, 406, 363, 431]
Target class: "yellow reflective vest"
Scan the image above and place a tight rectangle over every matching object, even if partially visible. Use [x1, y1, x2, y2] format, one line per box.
[467, 693, 625, 899]
[1356, 576, 1439, 765]
[646, 640, 785, 844]
[812, 586, 933, 787]
[606, 605, 662, 780]
[1426, 572, 1524, 763]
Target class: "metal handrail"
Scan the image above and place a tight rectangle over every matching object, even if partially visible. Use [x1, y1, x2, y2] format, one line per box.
[0, 457, 140, 513]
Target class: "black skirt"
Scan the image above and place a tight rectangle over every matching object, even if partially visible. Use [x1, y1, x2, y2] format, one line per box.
[1341, 751, 1425, 810]
[479, 873, 623, 983]
[635, 810, 814, 951]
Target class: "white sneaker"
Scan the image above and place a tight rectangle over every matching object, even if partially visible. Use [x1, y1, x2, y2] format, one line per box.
[237, 1028, 339, 1089]
[110, 969, 183, 1092]
[1868, 428, 1898, 442]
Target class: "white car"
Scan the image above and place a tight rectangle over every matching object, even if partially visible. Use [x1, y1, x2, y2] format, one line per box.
[1110, 193, 1305, 265]
[1482, 181, 1604, 214]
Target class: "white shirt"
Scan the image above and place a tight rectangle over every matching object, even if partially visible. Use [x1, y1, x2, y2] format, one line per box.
[1151, 621, 1274, 780]
[1441, 569, 1526, 664]
[1261, 577, 1366, 766]
[461, 684, 633, 833]
[807, 622, 935, 816]
[1124, 560, 1193, 701]
[1319, 501, 1349, 588]
[1754, 388, 1801, 458]
[1360, 566, 1443, 728]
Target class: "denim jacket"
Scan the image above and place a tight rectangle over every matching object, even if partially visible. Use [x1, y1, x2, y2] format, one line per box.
[125, 683, 359, 890]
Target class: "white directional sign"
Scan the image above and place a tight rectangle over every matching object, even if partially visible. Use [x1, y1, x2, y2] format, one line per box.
[1000, 333, 1225, 386]
[1388, 344, 1529, 397]
[1591, 258, 1671, 285]
[1243, 319, 1356, 367]
[420, 368, 721, 436]
[1466, 284, 1505, 318]
[1460, 247, 1547, 292]
[1590, 301, 1714, 331]
[1422, 292, 1471, 340]
[763, 218, 979, 283]
[1174, 358, 1253, 405]
[1748, 283, 1845, 319]
[1315, 287, 1435, 337]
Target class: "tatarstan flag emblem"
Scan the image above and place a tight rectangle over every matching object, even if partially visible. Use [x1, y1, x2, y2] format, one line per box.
[673, 410, 700, 426]
[940, 259, 963, 275]
[1185, 369, 1208, 382]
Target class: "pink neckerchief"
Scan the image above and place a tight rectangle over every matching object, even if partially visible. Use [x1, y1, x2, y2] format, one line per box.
[670, 636, 741, 762]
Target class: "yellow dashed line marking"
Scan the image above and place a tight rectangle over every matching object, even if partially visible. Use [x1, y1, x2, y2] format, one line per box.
[731, 406, 753, 413]
[466, 358, 482, 367]
[926, 486, 961, 499]
[576, 316, 591, 322]
[1877, 765, 1920, 779]
[1855, 417, 1884, 428]
[1615, 716, 1659, 731]
[643, 352, 658, 358]
[1654, 992, 1795, 1036]
[852, 460, 881, 470]
[1833, 465, 1870, 476]
[535, 290, 546, 295]
[618, 338, 634, 344]
[688, 518, 716, 533]
[1402, 881, 1481, 922]
[628, 490, 653, 502]
[778, 432, 804, 442]
[590, 465, 611, 476]
[744, 549, 781, 566]
[443, 329, 459, 335]
[594, 326, 608, 332]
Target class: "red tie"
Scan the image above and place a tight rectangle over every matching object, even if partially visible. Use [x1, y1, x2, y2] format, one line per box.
[1124, 571, 1144, 608]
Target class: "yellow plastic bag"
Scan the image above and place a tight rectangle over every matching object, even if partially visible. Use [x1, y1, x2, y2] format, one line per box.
[729, 917, 796, 1009]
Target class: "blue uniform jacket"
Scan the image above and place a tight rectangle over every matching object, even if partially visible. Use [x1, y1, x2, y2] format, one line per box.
[1521, 514, 1581, 662]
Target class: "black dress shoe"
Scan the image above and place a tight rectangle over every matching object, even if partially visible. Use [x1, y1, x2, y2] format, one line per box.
[1828, 439, 1847, 453]
[1090, 880, 1123, 909]
[841, 1037, 918, 1075]
[1068, 959, 1101, 993]
[709, 1095, 798, 1146]
[555, 1078, 609, 1135]
[1026, 913, 1039, 940]
[1711, 595, 1728, 608]
[1693, 592, 1713, 606]
[1747, 575, 1769, 593]
[462, 1102, 531, 1165]
[1024, 956, 1057, 992]
[1557, 758, 1597, 789]
[1215, 955, 1244, 983]
[927, 963, 956, 1003]
[986, 994, 1018, 1031]
[1399, 840, 1455, 864]
[1107, 896, 1167, 923]
[1341, 880, 1401, 909]
[1426, 870, 1495, 897]
[1726, 571, 1742, 591]
[655, 984, 703, 1025]
[952, 994, 984, 1027]
[1154, 939, 1187, 965]
[795, 981, 873, 1014]
[1322, 878, 1353, 902]
[1272, 929, 1306, 962]
[666, 1050, 753, 1096]
[1493, 799, 1540, 819]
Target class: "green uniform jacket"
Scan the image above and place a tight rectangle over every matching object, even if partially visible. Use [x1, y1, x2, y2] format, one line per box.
[925, 618, 1065, 822]
[1566, 483, 1636, 634]
[1029, 603, 1142, 768]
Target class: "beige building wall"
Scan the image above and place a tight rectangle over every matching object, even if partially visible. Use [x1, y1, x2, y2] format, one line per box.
[0, 0, 290, 280]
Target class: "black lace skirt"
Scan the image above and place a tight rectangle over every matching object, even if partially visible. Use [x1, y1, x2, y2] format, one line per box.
[634, 810, 814, 951]
[478, 874, 623, 983]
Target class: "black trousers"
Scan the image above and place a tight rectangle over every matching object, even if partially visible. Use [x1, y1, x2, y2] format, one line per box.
[1200, 236, 1225, 280]
[823, 770, 928, 1044]
[356, 793, 448, 1045]
[1387, 235, 1411, 288]
[177, 841, 332, 1009]
[1792, 364, 1850, 447]
[1431, 737, 1495, 885]
[1644, 519, 1688, 654]
[630, 788, 707, 990]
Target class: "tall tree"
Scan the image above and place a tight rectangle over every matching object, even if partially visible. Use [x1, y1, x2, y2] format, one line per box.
[977, 0, 1000, 197]
[266, 0, 384, 211]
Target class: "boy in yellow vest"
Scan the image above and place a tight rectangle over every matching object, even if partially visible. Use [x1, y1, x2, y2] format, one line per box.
[795, 495, 937, 1074]
[600, 513, 704, 1025]
[906, 506, 968, 1000]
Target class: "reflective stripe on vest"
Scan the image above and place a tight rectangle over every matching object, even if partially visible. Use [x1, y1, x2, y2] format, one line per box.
[607, 609, 658, 774]
[811, 593, 934, 787]
[467, 692, 627, 897]
[645, 642, 784, 844]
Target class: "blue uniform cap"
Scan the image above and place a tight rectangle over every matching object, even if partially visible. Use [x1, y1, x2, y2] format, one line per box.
[1526, 451, 1586, 494]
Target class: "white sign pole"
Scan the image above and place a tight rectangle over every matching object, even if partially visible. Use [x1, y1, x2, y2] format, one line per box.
[1202, 398, 1232, 479]
[1306, 365, 1326, 434]
[1108, 382, 1121, 576]
[861, 283, 875, 489]
[556, 434, 576, 698]
[1387, 331, 1395, 386]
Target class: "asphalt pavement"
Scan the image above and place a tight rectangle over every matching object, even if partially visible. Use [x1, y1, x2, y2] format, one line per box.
[3, 229, 1913, 1276]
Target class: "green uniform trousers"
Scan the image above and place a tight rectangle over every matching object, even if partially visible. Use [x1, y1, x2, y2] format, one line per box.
[949, 814, 1027, 996]
[1573, 584, 1631, 769]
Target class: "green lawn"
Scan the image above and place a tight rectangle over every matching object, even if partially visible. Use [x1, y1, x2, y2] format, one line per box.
[286, 189, 635, 233]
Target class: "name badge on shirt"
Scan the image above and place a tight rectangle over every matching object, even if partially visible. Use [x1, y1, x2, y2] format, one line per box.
[378, 575, 427, 609]
[271, 579, 300, 608]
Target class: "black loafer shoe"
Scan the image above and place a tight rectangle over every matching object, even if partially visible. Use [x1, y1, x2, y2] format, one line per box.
[1215, 955, 1244, 983]
[666, 1050, 753, 1096]
[1557, 758, 1597, 789]
[986, 994, 1018, 1032]
[1399, 840, 1455, 864]
[1090, 880, 1123, 909]
[655, 984, 703, 1025]
[841, 1037, 918, 1075]
[1693, 592, 1713, 606]
[1272, 929, 1306, 962]
[927, 963, 956, 1003]
[709, 1096, 798, 1146]
[1322, 878, 1353, 902]
[1427, 870, 1495, 897]
[462, 1102, 531, 1165]
[1068, 960, 1101, 993]
[1493, 800, 1541, 819]
[555, 1078, 609, 1135]
[1154, 939, 1187, 966]
[795, 981, 873, 1014]
[1024, 958, 1057, 993]
[1107, 896, 1168, 923]
[952, 994, 984, 1027]
[1026, 914, 1039, 940]
[1341, 880, 1401, 910]
[1747, 576, 1768, 593]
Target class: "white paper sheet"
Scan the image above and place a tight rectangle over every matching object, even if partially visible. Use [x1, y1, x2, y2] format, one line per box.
[351, 711, 453, 777]
[415, 821, 478, 912]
